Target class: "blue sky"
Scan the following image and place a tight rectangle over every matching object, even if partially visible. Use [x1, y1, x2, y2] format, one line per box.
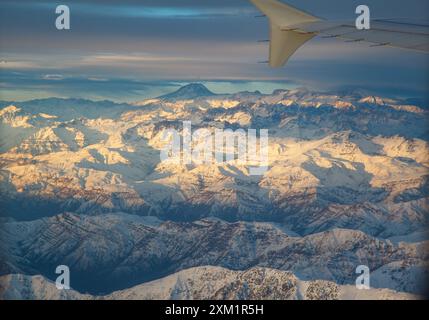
[0, 0, 428, 102]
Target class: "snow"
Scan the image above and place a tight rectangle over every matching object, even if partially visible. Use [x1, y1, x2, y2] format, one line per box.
[0, 85, 427, 299]
[0, 267, 420, 300]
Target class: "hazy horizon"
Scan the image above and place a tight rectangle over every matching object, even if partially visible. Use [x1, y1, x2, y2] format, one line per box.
[1, 0, 429, 102]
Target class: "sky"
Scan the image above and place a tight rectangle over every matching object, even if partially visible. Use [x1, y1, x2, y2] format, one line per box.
[0, 0, 428, 102]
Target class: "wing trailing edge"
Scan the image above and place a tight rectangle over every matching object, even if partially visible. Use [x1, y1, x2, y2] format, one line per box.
[250, 0, 320, 67]
[251, 0, 429, 67]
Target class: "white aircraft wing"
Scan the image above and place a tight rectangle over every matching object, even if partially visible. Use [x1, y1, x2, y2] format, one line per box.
[250, 0, 429, 67]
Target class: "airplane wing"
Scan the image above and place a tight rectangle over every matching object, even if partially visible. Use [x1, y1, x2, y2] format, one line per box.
[250, 0, 429, 67]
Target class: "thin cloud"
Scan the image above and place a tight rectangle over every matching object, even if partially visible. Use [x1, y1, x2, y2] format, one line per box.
[0, 60, 40, 69]
[13, 2, 256, 19]
[81, 54, 196, 64]
[41, 74, 64, 80]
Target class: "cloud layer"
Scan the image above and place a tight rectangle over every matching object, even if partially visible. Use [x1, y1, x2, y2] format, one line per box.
[0, 0, 428, 101]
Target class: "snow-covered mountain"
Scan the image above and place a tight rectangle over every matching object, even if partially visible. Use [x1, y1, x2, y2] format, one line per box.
[0, 98, 134, 121]
[1, 212, 427, 295]
[0, 84, 428, 299]
[157, 83, 216, 101]
[0, 267, 420, 300]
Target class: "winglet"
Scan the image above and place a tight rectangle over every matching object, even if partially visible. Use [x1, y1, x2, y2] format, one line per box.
[250, 0, 320, 67]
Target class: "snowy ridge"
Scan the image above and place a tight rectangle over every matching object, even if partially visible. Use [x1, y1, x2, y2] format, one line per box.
[0, 267, 420, 300]
[1, 213, 427, 295]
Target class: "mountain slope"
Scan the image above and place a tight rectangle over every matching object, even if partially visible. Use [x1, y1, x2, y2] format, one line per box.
[157, 83, 215, 100]
[0, 267, 420, 300]
[1, 213, 427, 295]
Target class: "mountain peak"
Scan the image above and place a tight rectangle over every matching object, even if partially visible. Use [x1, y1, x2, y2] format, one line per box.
[158, 83, 215, 100]
[0, 105, 21, 116]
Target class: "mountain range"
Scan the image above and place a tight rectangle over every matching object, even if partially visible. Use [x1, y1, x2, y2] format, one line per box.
[0, 83, 428, 299]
